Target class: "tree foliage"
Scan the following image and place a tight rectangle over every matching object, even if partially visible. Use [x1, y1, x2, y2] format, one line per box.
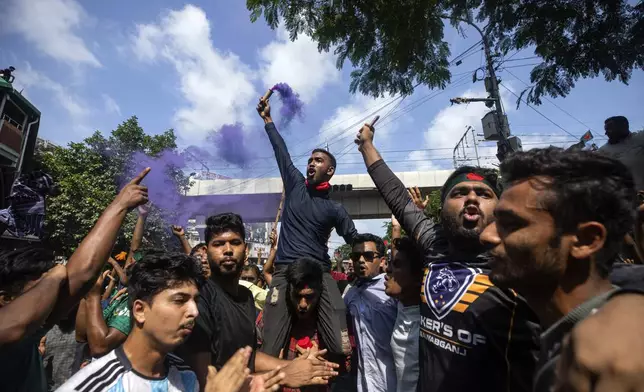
[247, 0, 644, 105]
[334, 243, 352, 261]
[36, 116, 190, 255]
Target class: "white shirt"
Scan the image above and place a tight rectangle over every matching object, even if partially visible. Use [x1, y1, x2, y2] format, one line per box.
[57, 346, 198, 392]
[344, 274, 398, 392]
[599, 131, 644, 190]
[390, 303, 420, 392]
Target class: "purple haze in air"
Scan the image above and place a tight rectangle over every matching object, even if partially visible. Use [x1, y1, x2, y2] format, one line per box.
[121, 85, 305, 226]
[271, 82, 304, 127]
[206, 123, 254, 167]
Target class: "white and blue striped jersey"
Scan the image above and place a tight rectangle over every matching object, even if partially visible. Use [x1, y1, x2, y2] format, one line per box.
[56, 346, 198, 392]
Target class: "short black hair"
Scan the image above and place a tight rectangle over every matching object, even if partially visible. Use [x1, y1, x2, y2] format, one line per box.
[440, 165, 500, 203]
[0, 248, 55, 296]
[242, 264, 261, 277]
[500, 147, 635, 277]
[604, 116, 629, 130]
[393, 237, 424, 273]
[204, 213, 245, 244]
[190, 243, 206, 256]
[311, 148, 337, 169]
[352, 233, 386, 257]
[127, 249, 205, 308]
[286, 257, 324, 295]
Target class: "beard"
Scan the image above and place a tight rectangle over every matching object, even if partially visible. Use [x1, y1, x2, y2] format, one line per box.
[210, 259, 242, 278]
[441, 208, 486, 251]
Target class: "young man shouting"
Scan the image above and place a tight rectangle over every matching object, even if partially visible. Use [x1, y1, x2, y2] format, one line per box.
[355, 124, 539, 392]
[257, 97, 356, 358]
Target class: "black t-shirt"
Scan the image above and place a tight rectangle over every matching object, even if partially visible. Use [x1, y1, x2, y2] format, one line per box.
[185, 279, 257, 371]
[369, 159, 541, 392]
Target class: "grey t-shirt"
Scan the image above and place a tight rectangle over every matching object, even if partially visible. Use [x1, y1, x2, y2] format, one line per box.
[43, 325, 77, 390]
[599, 131, 644, 190]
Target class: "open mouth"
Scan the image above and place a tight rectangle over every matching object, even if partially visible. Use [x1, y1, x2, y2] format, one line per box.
[463, 205, 481, 222]
[307, 168, 316, 177]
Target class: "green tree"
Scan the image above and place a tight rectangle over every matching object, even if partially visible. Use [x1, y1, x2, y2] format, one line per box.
[247, 0, 644, 105]
[382, 189, 441, 243]
[36, 116, 190, 255]
[334, 243, 352, 261]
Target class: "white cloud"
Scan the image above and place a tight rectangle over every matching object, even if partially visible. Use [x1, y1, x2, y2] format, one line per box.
[313, 94, 400, 168]
[102, 94, 121, 116]
[4, 0, 100, 67]
[130, 5, 257, 140]
[258, 26, 340, 103]
[14, 63, 89, 120]
[409, 86, 517, 170]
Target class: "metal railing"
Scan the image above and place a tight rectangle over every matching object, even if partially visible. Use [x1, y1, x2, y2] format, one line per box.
[1, 114, 23, 131]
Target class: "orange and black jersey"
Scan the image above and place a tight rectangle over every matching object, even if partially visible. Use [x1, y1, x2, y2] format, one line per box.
[368, 159, 540, 392]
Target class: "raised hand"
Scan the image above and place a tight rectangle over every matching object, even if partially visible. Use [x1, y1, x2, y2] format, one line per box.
[408, 186, 430, 210]
[256, 97, 272, 121]
[171, 225, 185, 237]
[269, 229, 278, 249]
[205, 347, 252, 392]
[354, 123, 375, 151]
[138, 203, 150, 217]
[114, 168, 150, 211]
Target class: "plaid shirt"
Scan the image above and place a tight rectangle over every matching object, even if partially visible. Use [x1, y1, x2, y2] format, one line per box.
[256, 312, 353, 392]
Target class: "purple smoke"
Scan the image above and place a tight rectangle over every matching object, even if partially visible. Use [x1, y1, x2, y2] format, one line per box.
[129, 150, 186, 222]
[206, 123, 254, 167]
[271, 82, 304, 127]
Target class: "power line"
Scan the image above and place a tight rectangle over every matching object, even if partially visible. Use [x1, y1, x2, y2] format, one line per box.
[499, 83, 580, 140]
[500, 56, 540, 63]
[501, 63, 542, 69]
[502, 68, 596, 133]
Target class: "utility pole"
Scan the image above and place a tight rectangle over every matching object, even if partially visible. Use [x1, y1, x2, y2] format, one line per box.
[453, 126, 480, 168]
[442, 15, 518, 161]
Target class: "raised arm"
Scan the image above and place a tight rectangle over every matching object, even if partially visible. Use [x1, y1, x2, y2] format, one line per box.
[85, 272, 128, 357]
[172, 225, 193, 255]
[355, 125, 443, 253]
[257, 97, 303, 192]
[107, 257, 128, 285]
[0, 264, 67, 346]
[263, 229, 278, 286]
[48, 168, 150, 321]
[127, 204, 149, 263]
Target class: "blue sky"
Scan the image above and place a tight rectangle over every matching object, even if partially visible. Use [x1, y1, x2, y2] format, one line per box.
[2, 0, 643, 247]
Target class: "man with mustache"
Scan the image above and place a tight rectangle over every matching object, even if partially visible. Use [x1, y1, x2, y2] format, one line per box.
[344, 233, 398, 392]
[58, 250, 205, 391]
[480, 147, 644, 391]
[355, 125, 540, 392]
[257, 257, 350, 392]
[180, 213, 339, 392]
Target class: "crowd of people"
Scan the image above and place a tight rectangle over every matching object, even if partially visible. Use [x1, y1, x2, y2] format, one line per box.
[0, 95, 643, 392]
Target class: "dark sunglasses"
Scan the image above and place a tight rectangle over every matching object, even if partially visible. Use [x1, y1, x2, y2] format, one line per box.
[349, 251, 380, 262]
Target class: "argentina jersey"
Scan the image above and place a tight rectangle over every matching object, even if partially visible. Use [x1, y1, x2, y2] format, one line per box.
[56, 346, 198, 392]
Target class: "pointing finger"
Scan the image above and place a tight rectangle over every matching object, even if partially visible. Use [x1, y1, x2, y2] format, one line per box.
[129, 167, 151, 185]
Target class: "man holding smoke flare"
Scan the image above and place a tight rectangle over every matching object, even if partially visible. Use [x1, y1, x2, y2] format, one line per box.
[256, 92, 357, 358]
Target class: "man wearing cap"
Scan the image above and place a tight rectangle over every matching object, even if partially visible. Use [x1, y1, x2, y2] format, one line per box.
[355, 124, 539, 392]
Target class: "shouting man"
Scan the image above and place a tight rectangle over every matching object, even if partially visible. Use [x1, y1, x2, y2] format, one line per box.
[257, 97, 356, 358]
[355, 124, 539, 392]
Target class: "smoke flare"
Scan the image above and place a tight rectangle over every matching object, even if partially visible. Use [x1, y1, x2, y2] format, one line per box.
[271, 82, 304, 127]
